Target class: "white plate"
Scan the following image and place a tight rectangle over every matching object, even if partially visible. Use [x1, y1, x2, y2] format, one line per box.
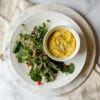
[3, 4, 96, 95]
[8, 11, 87, 89]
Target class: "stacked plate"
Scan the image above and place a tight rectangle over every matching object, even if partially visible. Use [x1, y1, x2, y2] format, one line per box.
[3, 4, 96, 96]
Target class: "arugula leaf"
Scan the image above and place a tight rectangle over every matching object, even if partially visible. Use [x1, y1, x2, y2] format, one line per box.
[30, 72, 42, 82]
[13, 42, 23, 53]
[67, 63, 75, 74]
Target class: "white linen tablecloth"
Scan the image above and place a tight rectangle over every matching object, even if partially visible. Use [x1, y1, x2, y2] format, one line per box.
[0, 0, 100, 100]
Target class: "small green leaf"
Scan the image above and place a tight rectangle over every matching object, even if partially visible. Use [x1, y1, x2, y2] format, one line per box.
[18, 58, 23, 63]
[47, 19, 51, 22]
[21, 24, 26, 27]
[67, 63, 75, 74]
[30, 73, 42, 82]
[13, 42, 23, 53]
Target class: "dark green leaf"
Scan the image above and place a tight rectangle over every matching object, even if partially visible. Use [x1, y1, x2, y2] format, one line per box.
[30, 73, 42, 82]
[13, 42, 23, 53]
[67, 63, 75, 74]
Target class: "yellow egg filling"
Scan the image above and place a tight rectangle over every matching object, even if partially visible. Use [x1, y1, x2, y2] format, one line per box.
[48, 28, 76, 58]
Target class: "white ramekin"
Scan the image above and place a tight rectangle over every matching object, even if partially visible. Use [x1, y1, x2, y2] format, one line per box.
[43, 26, 80, 62]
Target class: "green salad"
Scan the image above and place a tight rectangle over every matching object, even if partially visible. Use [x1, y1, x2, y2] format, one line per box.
[13, 20, 75, 85]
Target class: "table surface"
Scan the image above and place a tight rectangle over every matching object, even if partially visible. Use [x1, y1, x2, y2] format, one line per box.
[0, 0, 100, 100]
